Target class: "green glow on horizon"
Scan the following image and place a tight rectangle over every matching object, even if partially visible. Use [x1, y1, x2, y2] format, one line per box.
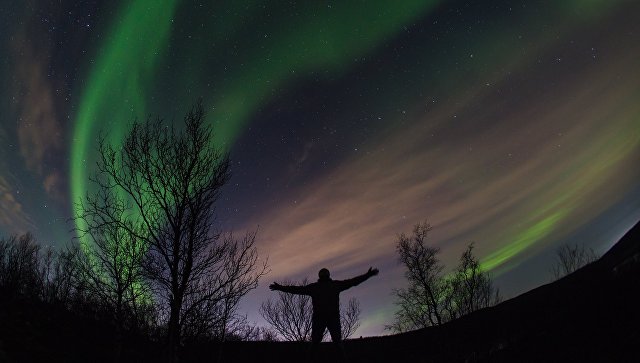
[480, 110, 640, 274]
[482, 210, 567, 272]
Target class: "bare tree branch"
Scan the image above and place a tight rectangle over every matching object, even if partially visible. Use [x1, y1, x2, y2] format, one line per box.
[551, 243, 599, 280]
[389, 222, 501, 333]
[88, 100, 267, 360]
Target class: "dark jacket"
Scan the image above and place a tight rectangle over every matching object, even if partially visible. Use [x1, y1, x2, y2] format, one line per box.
[278, 272, 372, 319]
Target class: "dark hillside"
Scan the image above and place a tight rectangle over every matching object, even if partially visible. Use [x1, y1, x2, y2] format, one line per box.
[206, 221, 640, 362]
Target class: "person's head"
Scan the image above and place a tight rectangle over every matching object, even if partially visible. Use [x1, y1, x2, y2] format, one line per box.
[318, 268, 330, 281]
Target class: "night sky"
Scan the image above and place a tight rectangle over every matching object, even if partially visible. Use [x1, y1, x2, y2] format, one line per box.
[1, 1, 639, 336]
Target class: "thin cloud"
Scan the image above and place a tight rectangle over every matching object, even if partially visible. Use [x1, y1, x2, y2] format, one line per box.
[12, 30, 65, 200]
[0, 175, 34, 235]
[246, 49, 640, 283]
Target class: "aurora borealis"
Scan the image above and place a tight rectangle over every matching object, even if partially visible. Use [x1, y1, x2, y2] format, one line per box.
[1, 0, 639, 336]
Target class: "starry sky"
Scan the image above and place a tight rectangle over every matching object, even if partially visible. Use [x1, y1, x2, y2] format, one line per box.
[1, 1, 639, 336]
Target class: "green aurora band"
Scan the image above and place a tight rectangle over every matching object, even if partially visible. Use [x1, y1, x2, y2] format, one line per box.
[71, 0, 636, 277]
[71, 0, 441, 247]
[71, 1, 179, 242]
[481, 96, 640, 274]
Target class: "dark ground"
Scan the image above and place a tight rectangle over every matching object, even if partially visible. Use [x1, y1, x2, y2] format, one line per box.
[189, 221, 640, 362]
[2, 221, 639, 362]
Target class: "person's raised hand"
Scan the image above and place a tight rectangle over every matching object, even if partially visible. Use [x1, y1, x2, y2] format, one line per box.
[367, 267, 379, 277]
[269, 282, 282, 291]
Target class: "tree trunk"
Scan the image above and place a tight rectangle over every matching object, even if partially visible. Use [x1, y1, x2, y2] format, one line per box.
[114, 296, 123, 363]
[167, 299, 181, 363]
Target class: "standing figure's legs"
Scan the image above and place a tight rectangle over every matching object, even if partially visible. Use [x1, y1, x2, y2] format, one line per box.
[309, 317, 326, 362]
[327, 316, 348, 363]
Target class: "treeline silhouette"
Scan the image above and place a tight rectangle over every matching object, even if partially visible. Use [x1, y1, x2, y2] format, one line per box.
[1, 102, 268, 363]
[0, 232, 268, 362]
[0, 233, 151, 362]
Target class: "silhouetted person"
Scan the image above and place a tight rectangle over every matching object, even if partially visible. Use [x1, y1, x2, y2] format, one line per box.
[270, 267, 379, 362]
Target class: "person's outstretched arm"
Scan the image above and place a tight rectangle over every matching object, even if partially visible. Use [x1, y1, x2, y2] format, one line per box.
[269, 282, 311, 295]
[337, 267, 379, 291]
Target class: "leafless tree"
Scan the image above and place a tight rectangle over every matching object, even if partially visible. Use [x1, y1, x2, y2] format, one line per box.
[92, 101, 267, 361]
[0, 233, 125, 321]
[551, 242, 598, 280]
[389, 222, 501, 333]
[259, 327, 280, 342]
[340, 297, 361, 340]
[0, 235, 75, 305]
[180, 230, 266, 342]
[79, 194, 147, 307]
[225, 323, 280, 342]
[389, 222, 446, 332]
[223, 314, 262, 342]
[444, 243, 501, 321]
[74, 186, 151, 360]
[52, 244, 94, 310]
[260, 279, 313, 341]
[260, 278, 361, 341]
[0, 234, 43, 299]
